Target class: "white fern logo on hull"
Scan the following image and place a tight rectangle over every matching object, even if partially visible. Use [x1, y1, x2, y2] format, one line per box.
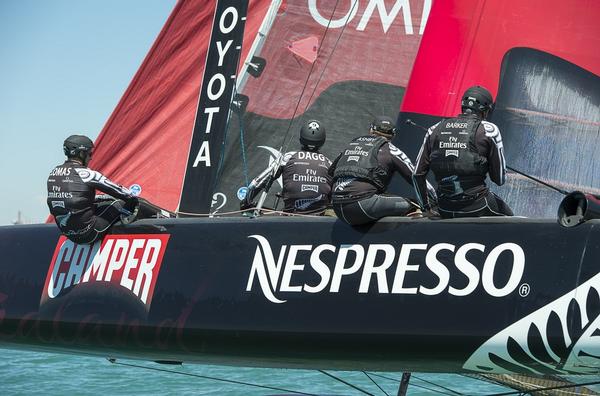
[463, 273, 600, 375]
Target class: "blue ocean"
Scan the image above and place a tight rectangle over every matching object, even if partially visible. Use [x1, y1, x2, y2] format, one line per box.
[0, 347, 513, 395]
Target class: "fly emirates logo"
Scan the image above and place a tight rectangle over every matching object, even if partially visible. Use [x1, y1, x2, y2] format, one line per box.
[246, 235, 525, 304]
[42, 234, 170, 308]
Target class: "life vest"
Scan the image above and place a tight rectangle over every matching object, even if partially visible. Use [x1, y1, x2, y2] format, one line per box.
[333, 136, 389, 192]
[429, 118, 488, 187]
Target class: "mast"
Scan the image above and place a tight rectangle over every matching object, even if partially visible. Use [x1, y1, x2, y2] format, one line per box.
[178, 0, 251, 215]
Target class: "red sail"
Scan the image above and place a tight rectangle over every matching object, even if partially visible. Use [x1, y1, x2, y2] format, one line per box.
[401, 0, 600, 116]
[88, 0, 271, 212]
[397, 0, 600, 218]
[85, 0, 430, 215]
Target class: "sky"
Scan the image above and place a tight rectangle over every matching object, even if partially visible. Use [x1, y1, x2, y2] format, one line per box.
[0, 0, 176, 225]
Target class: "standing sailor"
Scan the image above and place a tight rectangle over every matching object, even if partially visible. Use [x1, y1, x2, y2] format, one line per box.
[328, 116, 436, 225]
[412, 86, 513, 218]
[241, 120, 333, 215]
[47, 135, 139, 244]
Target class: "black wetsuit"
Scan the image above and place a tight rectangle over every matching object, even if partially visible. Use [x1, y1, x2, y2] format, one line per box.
[329, 135, 436, 225]
[246, 149, 333, 214]
[413, 113, 513, 218]
[47, 160, 137, 244]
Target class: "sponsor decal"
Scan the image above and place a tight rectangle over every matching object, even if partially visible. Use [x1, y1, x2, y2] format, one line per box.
[51, 201, 65, 208]
[179, 0, 249, 214]
[334, 177, 354, 192]
[445, 150, 459, 157]
[211, 192, 227, 213]
[237, 186, 248, 200]
[48, 185, 73, 199]
[246, 235, 526, 304]
[294, 195, 324, 211]
[41, 234, 170, 309]
[293, 173, 328, 183]
[463, 272, 600, 374]
[344, 147, 370, 157]
[348, 155, 360, 162]
[439, 136, 467, 149]
[129, 184, 142, 196]
[308, 0, 431, 35]
[483, 123, 495, 132]
[301, 184, 319, 193]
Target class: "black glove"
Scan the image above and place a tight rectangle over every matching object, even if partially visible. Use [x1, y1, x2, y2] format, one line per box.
[240, 197, 255, 211]
[125, 196, 139, 211]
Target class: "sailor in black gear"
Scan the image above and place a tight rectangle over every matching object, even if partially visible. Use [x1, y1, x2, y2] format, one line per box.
[241, 120, 333, 215]
[412, 86, 513, 218]
[328, 116, 436, 225]
[47, 135, 139, 244]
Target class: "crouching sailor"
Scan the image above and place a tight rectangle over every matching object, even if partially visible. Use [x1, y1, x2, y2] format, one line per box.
[241, 120, 333, 215]
[412, 86, 513, 218]
[47, 135, 139, 244]
[329, 116, 436, 225]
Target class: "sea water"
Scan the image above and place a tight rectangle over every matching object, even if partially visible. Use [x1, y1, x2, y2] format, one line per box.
[0, 347, 512, 395]
[3, 348, 600, 395]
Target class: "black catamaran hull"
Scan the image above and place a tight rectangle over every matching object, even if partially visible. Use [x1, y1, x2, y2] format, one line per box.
[1, 217, 599, 375]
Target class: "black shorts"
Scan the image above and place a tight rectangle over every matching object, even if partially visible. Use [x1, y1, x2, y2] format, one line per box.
[333, 194, 415, 225]
[438, 191, 513, 219]
[65, 199, 129, 244]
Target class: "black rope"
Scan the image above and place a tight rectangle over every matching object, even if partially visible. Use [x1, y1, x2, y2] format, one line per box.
[362, 371, 390, 396]
[506, 166, 569, 195]
[278, 0, 341, 153]
[482, 379, 600, 396]
[107, 358, 319, 396]
[318, 369, 376, 396]
[366, 372, 461, 396]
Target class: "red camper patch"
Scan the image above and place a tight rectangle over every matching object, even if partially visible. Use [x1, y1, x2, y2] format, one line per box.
[41, 234, 170, 309]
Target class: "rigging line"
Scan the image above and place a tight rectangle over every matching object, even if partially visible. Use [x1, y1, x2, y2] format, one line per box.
[411, 375, 465, 395]
[300, 0, 358, 116]
[106, 359, 319, 396]
[366, 372, 462, 396]
[482, 379, 600, 396]
[234, 85, 250, 186]
[506, 166, 569, 195]
[175, 207, 329, 217]
[278, 0, 342, 153]
[362, 371, 390, 396]
[318, 370, 376, 396]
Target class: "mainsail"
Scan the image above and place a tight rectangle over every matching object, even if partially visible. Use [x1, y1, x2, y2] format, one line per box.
[87, 0, 431, 215]
[213, 0, 431, 213]
[396, 0, 600, 217]
[89, 0, 272, 213]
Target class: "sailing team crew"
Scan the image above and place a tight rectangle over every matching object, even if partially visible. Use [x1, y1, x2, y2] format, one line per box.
[328, 116, 436, 225]
[47, 87, 512, 243]
[241, 120, 333, 215]
[47, 135, 139, 244]
[412, 86, 513, 218]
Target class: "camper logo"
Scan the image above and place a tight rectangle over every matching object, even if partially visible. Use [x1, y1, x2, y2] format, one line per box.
[41, 234, 170, 309]
[463, 272, 600, 374]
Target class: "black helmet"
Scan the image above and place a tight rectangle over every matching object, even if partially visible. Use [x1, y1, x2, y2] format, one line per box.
[300, 120, 326, 149]
[63, 135, 94, 158]
[461, 86, 494, 115]
[370, 115, 396, 137]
